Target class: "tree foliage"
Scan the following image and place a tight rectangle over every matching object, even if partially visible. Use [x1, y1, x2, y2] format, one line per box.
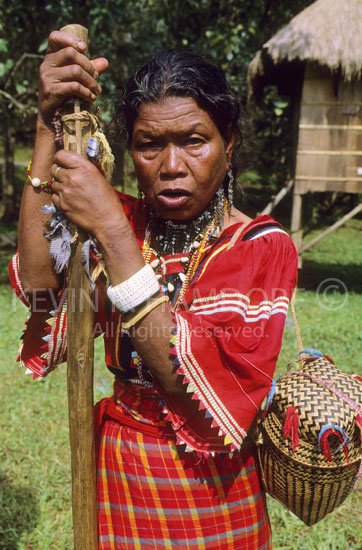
[0, 0, 313, 219]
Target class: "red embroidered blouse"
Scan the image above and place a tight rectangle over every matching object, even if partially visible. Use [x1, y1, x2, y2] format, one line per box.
[9, 193, 298, 456]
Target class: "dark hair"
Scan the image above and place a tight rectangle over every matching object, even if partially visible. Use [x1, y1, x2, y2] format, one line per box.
[115, 49, 244, 177]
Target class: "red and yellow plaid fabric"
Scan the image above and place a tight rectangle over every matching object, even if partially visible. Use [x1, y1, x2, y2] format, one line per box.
[97, 418, 271, 550]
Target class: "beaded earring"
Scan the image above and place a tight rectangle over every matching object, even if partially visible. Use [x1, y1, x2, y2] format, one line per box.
[138, 184, 144, 199]
[215, 185, 226, 232]
[227, 169, 234, 209]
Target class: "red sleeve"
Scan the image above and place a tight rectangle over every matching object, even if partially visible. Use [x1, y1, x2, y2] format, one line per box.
[8, 192, 140, 379]
[8, 251, 68, 378]
[161, 227, 298, 454]
[9, 252, 31, 307]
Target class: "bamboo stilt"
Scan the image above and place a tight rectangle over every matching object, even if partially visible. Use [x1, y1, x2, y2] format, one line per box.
[260, 179, 294, 216]
[291, 192, 303, 268]
[301, 202, 362, 253]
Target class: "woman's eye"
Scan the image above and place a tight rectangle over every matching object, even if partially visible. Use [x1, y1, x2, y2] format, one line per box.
[185, 137, 204, 146]
[141, 141, 158, 150]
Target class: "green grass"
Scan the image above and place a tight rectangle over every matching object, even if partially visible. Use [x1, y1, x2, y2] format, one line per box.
[0, 218, 361, 549]
[0, 287, 113, 549]
[277, 217, 362, 376]
[267, 219, 362, 550]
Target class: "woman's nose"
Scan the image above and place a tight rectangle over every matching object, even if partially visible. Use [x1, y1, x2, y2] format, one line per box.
[160, 145, 187, 178]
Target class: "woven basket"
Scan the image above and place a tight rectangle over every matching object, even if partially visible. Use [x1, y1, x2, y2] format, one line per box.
[257, 354, 362, 525]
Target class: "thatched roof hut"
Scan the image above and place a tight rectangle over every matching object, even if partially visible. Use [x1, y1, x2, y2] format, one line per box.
[249, 0, 362, 99]
[248, 0, 362, 262]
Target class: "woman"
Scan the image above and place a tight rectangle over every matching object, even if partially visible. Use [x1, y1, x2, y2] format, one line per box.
[11, 31, 298, 549]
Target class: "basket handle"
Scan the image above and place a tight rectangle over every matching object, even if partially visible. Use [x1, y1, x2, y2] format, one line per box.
[290, 291, 307, 358]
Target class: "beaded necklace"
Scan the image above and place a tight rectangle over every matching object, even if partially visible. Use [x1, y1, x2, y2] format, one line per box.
[133, 189, 227, 388]
[142, 197, 228, 312]
[145, 185, 225, 255]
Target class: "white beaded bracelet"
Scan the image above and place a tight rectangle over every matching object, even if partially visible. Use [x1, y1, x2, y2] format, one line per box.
[107, 264, 161, 313]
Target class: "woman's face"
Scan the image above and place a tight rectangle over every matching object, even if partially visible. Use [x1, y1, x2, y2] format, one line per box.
[131, 96, 234, 221]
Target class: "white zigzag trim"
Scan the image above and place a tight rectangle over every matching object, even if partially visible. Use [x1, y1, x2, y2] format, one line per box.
[176, 314, 246, 447]
[12, 254, 29, 305]
[53, 300, 67, 366]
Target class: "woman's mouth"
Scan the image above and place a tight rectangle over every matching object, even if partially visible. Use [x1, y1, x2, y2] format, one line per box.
[156, 189, 191, 209]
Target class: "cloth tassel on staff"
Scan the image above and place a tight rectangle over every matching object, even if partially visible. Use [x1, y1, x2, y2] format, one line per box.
[60, 23, 98, 550]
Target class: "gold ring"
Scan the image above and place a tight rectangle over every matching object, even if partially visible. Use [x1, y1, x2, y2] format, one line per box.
[54, 166, 61, 179]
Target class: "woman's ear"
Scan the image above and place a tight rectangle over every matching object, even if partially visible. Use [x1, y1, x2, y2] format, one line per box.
[225, 126, 236, 167]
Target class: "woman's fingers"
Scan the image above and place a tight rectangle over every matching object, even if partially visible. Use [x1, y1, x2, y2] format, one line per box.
[46, 30, 87, 55]
[38, 31, 109, 123]
[92, 57, 109, 75]
[50, 193, 61, 211]
[39, 61, 101, 122]
[54, 149, 89, 169]
[46, 32, 108, 78]
[41, 79, 97, 107]
[44, 65, 101, 98]
[38, 81, 97, 123]
[50, 46, 99, 77]
[41, 49, 100, 90]
[49, 152, 119, 235]
[51, 153, 87, 193]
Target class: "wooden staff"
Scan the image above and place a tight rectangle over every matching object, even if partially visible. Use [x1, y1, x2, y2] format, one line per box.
[60, 24, 98, 550]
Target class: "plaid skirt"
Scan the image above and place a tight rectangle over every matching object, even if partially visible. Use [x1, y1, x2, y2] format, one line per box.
[96, 413, 272, 550]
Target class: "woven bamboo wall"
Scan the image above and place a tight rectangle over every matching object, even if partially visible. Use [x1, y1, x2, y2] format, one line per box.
[295, 62, 362, 194]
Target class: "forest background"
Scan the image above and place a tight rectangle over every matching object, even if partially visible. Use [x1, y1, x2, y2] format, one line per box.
[1, 0, 327, 224]
[0, 1, 361, 549]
